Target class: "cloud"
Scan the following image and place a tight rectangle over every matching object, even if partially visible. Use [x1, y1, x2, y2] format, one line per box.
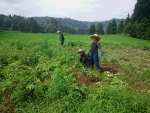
[0, 1, 31, 16]
[0, 0, 137, 21]
[35, 0, 99, 15]
[2, 0, 23, 4]
[44, 0, 84, 10]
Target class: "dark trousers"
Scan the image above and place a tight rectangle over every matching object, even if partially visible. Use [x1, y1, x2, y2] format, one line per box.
[84, 59, 91, 67]
[79, 59, 91, 67]
[60, 40, 64, 45]
[90, 53, 100, 70]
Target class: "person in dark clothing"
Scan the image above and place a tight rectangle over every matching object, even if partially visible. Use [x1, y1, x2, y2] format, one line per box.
[88, 34, 104, 72]
[57, 30, 64, 45]
[77, 49, 91, 67]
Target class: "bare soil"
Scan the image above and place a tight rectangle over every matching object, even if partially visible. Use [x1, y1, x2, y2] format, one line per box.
[74, 63, 118, 87]
[75, 47, 150, 91]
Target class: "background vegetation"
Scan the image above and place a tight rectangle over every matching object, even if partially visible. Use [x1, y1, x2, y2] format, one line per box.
[0, 0, 149, 40]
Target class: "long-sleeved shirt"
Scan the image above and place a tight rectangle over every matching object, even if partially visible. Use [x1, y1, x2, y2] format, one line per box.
[89, 41, 102, 53]
[60, 33, 64, 41]
[79, 53, 90, 64]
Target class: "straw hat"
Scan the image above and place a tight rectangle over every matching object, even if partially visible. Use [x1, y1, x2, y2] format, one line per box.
[77, 49, 85, 53]
[90, 34, 100, 41]
[57, 30, 61, 34]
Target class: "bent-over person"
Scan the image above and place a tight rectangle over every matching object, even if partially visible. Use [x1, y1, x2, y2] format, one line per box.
[77, 49, 91, 67]
[57, 30, 64, 45]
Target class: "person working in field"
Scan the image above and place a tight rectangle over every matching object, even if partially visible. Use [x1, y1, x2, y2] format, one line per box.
[88, 34, 104, 72]
[77, 49, 91, 67]
[57, 30, 65, 45]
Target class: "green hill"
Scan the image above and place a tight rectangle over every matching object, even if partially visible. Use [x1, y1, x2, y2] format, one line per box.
[33, 16, 125, 30]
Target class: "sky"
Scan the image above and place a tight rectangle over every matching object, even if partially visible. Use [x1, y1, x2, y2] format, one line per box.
[0, 0, 137, 22]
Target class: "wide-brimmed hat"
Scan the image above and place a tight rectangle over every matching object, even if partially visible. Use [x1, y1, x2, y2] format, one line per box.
[90, 34, 100, 41]
[57, 30, 61, 34]
[77, 49, 85, 53]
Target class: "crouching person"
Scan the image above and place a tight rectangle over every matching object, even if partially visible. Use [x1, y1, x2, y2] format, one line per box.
[77, 49, 91, 67]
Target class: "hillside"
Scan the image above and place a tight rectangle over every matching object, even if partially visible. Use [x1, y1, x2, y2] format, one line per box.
[33, 16, 125, 30]
[0, 14, 126, 34]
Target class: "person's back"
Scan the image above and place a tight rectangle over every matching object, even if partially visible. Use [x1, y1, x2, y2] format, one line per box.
[77, 49, 91, 67]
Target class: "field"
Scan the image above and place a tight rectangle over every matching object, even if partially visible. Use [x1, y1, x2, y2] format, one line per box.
[0, 32, 150, 113]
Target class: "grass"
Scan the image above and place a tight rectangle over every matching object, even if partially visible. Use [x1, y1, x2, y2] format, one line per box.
[0, 31, 150, 113]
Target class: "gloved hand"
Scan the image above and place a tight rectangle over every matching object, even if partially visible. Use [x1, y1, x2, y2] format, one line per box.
[100, 53, 105, 59]
[87, 51, 91, 55]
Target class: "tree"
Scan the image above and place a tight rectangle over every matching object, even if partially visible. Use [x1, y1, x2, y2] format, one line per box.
[78, 27, 85, 34]
[143, 28, 150, 40]
[11, 15, 23, 31]
[63, 25, 70, 33]
[51, 18, 58, 26]
[97, 23, 104, 35]
[124, 23, 137, 37]
[0, 15, 4, 29]
[18, 20, 29, 32]
[125, 14, 131, 25]
[89, 24, 96, 35]
[11, 17, 19, 31]
[117, 19, 124, 33]
[123, 0, 150, 40]
[131, 0, 150, 23]
[57, 22, 63, 31]
[110, 19, 117, 34]
[47, 20, 50, 24]
[136, 18, 150, 39]
[30, 18, 40, 33]
[106, 22, 111, 34]
[3, 18, 12, 28]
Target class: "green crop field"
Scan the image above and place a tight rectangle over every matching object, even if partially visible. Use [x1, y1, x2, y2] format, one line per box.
[0, 32, 150, 113]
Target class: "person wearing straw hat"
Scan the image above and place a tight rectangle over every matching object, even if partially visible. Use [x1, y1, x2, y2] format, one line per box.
[57, 30, 65, 45]
[88, 34, 104, 72]
[77, 49, 91, 67]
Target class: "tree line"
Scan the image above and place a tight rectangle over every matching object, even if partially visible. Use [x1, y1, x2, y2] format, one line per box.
[89, 18, 125, 35]
[0, 14, 89, 34]
[0, 13, 121, 35]
[125, 0, 150, 40]
[0, 14, 42, 33]
[90, 0, 150, 40]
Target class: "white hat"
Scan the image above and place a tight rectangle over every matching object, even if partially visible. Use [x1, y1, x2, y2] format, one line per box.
[77, 49, 85, 53]
[57, 30, 61, 34]
[90, 34, 100, 41]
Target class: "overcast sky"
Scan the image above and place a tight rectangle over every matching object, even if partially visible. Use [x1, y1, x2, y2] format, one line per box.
[0, 0, 137, 21]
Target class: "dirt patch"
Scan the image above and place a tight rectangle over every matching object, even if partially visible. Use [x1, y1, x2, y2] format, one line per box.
[74, 61, 150, 91]
[101, 63, 119, 74]
[0, 94, 16, 113]
[77, 74, 103, 87]
[123, 71, 150, 91]
[74, 63, 118, 87]
[74, 68, 101, 87]
[77, 74, 91, 87]
[103, 47, 150, 91]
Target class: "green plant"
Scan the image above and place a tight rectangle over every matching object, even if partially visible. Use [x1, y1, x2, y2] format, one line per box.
[0, 32, 150, 112]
